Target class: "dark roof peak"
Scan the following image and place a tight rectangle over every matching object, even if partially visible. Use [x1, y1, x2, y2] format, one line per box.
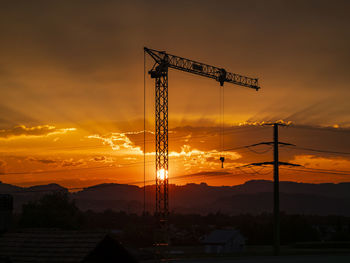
[0, 230, 138, 263]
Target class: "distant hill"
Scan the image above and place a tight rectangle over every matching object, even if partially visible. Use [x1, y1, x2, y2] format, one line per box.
[169, 181, 350, 215]
[0, 183, 67, 211]
[26, 183, 67, 193]
[69, 180, 350, 215]
[0, 182, 22, 193]
[231, 180, 350, 199]
[2, 180, 350, 215]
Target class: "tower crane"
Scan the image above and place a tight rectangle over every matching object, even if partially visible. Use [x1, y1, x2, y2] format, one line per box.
[144, 47, 260, 241]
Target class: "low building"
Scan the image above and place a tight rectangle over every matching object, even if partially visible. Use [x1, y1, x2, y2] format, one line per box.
[0, 194, 13, 234]
[0, 230, 138, 263]
[202, 229, 245, 254]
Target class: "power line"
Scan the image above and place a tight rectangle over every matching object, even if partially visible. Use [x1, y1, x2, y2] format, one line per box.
[0, 141, 274, 176]
[289, 125, 350, 133]
[236, 166, 273, 176]
[4, 126, 348, 160]
[301, 167, 350, 174]
[3, 143, 349, 178]
[143, 48, 147, 215]
[280, 167, 350, 176]
[240, 165, 350, 175]
[285, 145, 350, 155]
[245, 146, 272, 154]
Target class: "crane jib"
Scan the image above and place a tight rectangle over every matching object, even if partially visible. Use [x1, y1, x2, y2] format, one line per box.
[144, 46, 260, 90]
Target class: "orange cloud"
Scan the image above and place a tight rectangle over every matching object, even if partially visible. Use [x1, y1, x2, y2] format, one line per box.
[87, 133, 135, 151]
[239, 120, 292, 126]
[86, 131, 154, 154]
[291, 155, 350, 170]
[0, 160, 6, 174]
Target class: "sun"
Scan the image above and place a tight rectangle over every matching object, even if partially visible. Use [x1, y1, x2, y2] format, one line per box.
[157, 168, 168, 180]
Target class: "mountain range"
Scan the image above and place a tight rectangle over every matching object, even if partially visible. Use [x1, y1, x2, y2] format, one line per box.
[1, 180, 350, 216]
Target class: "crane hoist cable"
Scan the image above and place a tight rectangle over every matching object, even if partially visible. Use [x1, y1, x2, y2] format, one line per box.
[219, 84, 225, 168]
[143, 49, 147, 215]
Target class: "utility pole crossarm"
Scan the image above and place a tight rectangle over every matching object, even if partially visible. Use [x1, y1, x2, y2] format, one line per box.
[249, 142, 295, 147]
[144, 47, 260, 90]
[242, 161, 301, 167]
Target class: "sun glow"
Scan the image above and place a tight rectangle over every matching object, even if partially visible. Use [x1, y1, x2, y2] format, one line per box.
[157, 168, 168, 180]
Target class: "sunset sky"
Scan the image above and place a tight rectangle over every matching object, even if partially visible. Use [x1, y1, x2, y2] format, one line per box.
[1, 0, 350, 188]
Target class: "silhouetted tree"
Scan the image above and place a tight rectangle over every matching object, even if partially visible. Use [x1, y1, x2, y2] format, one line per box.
[19, 192, 83, 229]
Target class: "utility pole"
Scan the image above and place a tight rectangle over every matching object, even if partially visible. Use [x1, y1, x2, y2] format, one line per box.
[242, 122, 300, 256]
[273, 123, 281, 256]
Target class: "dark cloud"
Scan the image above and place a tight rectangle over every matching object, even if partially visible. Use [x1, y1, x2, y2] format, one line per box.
[62, 159, 85, 167]
[248, 98, 350, 128]
[0, 0, 349, 126]
[0, 105, 38, 129]
[27, 157, 85, 167]
[93, 156, 106, 162]
[188, 171, 232, 177]
[27, 158, 58, 165]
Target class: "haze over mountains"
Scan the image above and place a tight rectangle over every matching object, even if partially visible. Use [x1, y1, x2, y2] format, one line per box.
[2, 180, 350, 216]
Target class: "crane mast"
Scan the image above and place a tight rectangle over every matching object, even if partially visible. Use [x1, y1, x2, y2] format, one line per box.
[144, 47, 260, 244]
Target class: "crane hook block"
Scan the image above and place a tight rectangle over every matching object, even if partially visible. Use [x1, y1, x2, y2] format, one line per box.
[220, 156, 225, 168]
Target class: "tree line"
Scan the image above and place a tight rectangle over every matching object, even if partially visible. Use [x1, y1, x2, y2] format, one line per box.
[13, 192, 350, 247]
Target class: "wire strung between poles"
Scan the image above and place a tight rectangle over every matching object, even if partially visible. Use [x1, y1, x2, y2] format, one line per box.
[143, 49, 146, 215]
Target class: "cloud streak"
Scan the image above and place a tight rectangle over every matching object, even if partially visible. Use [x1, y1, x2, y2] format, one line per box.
[28, 157, 86, 168]
[0, 125, 76, 139]
[86, 131, 154, 154]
